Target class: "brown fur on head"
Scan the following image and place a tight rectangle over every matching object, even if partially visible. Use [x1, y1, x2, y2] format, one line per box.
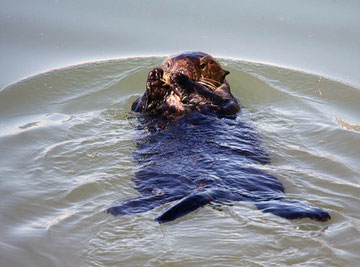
[161, 52, 230, 91]
[131, 51, 239, 117]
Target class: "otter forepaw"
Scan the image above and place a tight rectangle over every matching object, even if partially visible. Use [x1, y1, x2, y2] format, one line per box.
[171, 72, 191, 87]
[148, 68, 163, 80]
[147, 68, 165, 89]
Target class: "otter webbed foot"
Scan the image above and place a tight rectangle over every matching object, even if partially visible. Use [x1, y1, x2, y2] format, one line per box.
[107, 194, 182, 216]
[155, 191, 214, 223]
[255, 199, 331, 222]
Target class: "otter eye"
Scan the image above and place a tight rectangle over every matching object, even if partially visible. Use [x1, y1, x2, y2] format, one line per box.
[200, 63, 206, 69]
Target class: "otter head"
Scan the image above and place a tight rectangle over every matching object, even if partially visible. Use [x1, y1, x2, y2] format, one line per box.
[161, 52, 230, 91]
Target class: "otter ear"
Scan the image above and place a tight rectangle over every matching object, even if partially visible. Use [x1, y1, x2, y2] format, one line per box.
[221, 70, 230, 81]
[222, 70, 230, 80]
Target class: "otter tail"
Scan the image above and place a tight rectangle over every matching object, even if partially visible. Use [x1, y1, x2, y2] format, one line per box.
[255, 198, 331, 222]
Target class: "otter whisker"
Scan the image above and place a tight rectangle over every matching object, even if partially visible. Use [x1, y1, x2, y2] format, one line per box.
[197, 81, 214, 90]
[199, 79, 216, 87]
[198, 80, 217, 91]
[201, 77, 222, 87]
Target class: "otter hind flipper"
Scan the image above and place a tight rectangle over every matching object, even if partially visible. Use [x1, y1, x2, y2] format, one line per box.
[255, 199, 331, 222]
[107, 195, 181, 216]
[155, 191, 214, 224]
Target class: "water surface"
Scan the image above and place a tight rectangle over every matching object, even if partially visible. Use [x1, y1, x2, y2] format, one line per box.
[0, 57, 359, 266]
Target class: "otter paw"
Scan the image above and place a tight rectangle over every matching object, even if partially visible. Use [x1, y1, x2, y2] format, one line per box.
[171, 72, 190, 86]
[147, 68, 164, 89]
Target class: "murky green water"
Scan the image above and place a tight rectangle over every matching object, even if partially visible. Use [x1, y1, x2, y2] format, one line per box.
[1, 57, 359, 266]
[2, 0, 360, 265]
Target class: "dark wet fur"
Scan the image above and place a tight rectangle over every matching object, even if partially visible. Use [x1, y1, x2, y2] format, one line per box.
[107, 114, 330, 223]
[107, 52, 330, 223]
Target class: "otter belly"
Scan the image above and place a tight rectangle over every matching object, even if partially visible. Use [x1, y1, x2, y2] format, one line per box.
[107, 113, 330, 223]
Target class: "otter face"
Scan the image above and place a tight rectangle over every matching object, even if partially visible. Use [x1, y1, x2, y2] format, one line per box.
[161, 52, 229, 91]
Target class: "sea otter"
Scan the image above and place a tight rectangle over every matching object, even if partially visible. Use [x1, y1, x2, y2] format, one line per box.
[107, 52, 330, 223]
